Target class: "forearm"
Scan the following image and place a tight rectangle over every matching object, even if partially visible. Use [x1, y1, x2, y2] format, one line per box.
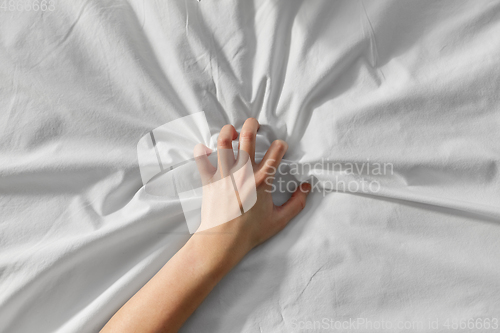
[102, 118, 310, 332]
[101, 233, 250, 333]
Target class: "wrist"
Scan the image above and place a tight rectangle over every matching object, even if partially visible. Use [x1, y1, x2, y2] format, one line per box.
[185, 231, 251, 280]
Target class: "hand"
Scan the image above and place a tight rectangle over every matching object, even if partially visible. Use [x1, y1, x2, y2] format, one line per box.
[190, 118, 311, 262]
[101, 118, 311, 333]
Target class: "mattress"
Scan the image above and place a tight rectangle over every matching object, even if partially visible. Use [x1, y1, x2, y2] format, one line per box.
[1, 0, 499, 332]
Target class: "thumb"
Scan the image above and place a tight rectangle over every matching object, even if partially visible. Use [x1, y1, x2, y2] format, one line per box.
[275, 183, 311, 225]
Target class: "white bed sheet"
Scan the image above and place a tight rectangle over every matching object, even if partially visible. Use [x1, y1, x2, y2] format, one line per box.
[1, 0, 500, 332]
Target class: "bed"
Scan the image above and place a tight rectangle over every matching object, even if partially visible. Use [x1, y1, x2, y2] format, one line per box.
[1, 0, 499, 332]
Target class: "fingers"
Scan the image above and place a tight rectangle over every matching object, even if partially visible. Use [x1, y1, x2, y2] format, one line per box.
[194, 143, 215, 184]
[217, 124, 238, 150]
[217, 124, 238, 177]
[275, 183, 311, 226]
[238, 118, 259, 162]
[257, 139, 288, 178]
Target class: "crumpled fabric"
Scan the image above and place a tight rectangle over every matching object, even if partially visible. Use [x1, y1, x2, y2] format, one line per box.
[0, 0, 499, 332]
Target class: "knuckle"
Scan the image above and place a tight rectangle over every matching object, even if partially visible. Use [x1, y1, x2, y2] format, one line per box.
[217, 137, 232, 147]
[273, 140, 288, 153]
[239, 131, 256, 142]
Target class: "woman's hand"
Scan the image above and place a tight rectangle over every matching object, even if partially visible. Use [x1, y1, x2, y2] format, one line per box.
[192, 118, 311, 260]
[101, 118, 311, 333]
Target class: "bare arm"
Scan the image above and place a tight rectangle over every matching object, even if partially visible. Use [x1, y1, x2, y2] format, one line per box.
[101, 118, 311, 333]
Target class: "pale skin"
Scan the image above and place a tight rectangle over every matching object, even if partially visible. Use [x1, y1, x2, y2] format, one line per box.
[101, 118, 311, 333]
